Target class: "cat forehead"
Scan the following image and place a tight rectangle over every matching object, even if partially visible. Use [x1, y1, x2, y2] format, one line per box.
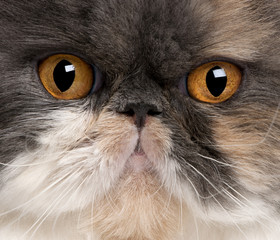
[1, 0, 276, 77]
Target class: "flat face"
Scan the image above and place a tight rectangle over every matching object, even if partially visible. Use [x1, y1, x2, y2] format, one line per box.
[0, 0, 280, 239]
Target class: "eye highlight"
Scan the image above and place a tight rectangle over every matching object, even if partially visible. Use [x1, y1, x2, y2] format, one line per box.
[186, 61, 242, 103]
[39, 54, 101, 99]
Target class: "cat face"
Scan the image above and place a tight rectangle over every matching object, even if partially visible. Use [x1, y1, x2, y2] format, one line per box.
[0, 0, 280, 239]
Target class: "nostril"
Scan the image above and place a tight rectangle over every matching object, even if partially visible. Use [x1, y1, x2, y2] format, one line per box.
[121, 108, 161, 117]
[147, 109, 162, 116]
[122, 108, 135, 117]
[118, 103, 162, 128]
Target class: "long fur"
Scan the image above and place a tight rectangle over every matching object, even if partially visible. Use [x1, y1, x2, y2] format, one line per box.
[0, 0, 280, 239]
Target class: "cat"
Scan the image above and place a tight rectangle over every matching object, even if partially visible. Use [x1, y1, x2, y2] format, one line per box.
[0, 0, 280, 239]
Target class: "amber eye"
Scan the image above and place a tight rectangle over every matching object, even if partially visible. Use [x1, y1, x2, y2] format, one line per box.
[39, 54, 100, 99]
[187, 61, 242, 103]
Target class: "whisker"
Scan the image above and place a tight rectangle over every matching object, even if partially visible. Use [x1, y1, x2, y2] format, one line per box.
[52, 171, 90, 233]
[178, 189, 184, 237]
[184, 174, 203, 201]
[0, 166, 83, 218]
[28, 180, 81, 240]
[90, 178, 95, 238]
[212, 195, 250, 240]
[222, 183, 274, 231]
[182, 159, 268, 234]
[185, 161, 228, 198]
[193, 209, 200, 240]
[198, 154, 242, 170]
[24, 165, 84, 239]
[215, 101, 280, 148]
[0, 141, 96, 168]
[0, 158, 63, 167]
[77, 203, 84, 235]
[222, 187, 246, 208]
[0, 167, 83, 235]
[150, 174, 165, 197]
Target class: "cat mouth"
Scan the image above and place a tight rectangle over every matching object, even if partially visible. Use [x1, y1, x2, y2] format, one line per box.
[125, 139, 152, 172]
[134, 139, 145, 155]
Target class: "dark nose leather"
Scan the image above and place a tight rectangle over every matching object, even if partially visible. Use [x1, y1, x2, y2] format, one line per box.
[118, 102, 162, 128]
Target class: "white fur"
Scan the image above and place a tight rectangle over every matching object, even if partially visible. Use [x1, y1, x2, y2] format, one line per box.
[1, 108, 280, 239]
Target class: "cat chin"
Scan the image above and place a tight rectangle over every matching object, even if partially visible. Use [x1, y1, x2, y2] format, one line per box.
[125, 153, 151, 172]
[78, 170, 186, 240]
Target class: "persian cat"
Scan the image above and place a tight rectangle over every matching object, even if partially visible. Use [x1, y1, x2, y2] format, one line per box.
[0, 0, 280, 239]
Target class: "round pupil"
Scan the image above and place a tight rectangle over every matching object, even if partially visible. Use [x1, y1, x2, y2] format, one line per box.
[206, 66, 227, 97]
[53, 60, 75, 92]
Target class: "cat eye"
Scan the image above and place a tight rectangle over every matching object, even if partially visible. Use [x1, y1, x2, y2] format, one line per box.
[38, 54, 102, 99]
[186, 61, 242, 103]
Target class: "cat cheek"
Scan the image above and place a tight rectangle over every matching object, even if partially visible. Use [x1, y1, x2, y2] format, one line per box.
[213, 115, 280, 194]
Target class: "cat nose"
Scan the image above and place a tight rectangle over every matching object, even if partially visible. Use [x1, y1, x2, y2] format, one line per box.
[119, 102, 162, 129]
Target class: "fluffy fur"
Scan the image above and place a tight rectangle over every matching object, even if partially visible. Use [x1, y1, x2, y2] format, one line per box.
[0, 0, 280, 239]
